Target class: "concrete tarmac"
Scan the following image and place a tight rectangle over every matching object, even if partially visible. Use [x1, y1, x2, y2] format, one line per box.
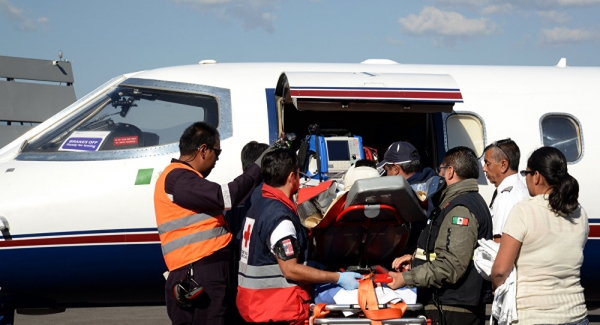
[15, 306, 169, 325]
[13, 305, 600, 324]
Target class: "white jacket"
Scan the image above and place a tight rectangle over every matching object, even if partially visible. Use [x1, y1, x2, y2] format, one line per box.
[474, 239, 517, 325]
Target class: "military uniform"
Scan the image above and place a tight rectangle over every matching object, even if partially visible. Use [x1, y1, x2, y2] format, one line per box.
[403, 179, 493, 325]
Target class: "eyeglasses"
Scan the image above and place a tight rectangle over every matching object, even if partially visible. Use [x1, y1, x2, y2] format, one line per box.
[491, 138, 512, 166]
[209, 147, 222, 157]
[519, 170, 534, 177]
[436, 165, 450, 174]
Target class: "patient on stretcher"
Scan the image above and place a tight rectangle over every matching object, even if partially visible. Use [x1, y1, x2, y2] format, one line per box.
[303, 174, 442, 321]
[297, 161, 380, 228]
[298, 177, 426, 276]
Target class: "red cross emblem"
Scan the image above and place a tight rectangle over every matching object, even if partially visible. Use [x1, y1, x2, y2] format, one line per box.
[243, 223, 252, 248]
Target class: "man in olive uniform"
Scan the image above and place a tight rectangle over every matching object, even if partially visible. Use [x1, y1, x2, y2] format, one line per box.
[388, 146, 492, 325]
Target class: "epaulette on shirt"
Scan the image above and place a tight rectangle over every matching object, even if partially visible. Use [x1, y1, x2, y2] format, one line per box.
[501, 186, 513, 193]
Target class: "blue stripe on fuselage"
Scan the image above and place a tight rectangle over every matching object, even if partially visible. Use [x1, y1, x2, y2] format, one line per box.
[0, 243, 167, 307]
[581, 238, 600, 301]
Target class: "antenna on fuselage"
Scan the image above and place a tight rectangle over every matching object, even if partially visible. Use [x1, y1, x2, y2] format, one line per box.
[557, 58, 567, 68]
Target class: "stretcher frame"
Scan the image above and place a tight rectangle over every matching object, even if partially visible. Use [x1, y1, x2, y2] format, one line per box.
[311, 303, 427, 324]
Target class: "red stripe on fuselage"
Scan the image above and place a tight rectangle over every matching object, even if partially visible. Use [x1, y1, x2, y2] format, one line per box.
[4, 224, 598, 248]
[289, 89, 463, 100]
[0, 233, 160, 248]
[589, 224, 600, 238]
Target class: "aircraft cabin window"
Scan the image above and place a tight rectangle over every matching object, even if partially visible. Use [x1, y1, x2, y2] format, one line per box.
[22, 86, 218, 154]
[445, 113, 485, 157]
[541, 114, 582, 162]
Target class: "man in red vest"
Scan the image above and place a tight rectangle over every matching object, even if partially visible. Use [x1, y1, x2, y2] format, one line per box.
[237, 149, 362, 324]
[154, 122, 264, 325]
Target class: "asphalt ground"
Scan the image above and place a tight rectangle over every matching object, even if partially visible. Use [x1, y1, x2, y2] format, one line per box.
[13, 304, 600, 325]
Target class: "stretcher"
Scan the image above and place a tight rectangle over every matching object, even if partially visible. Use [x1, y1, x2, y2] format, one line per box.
[310, 303, 426, 325]
[306, 176, 428, 325]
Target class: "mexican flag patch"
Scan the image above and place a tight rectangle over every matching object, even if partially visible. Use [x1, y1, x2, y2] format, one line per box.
[451, 216, 469, 226]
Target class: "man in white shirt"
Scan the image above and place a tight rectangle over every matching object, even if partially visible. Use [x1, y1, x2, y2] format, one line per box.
[482, 138, 529, 243]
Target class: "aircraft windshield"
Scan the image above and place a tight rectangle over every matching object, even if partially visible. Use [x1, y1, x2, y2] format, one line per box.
[23, 86, 218, 153]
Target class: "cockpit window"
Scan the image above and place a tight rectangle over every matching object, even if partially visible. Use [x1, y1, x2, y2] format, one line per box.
[22, 86, 218, 153]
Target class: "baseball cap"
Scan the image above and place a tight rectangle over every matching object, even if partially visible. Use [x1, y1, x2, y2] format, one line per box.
[376, 141, 420, 175]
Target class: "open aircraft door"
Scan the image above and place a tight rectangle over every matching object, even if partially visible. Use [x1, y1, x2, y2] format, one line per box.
[275, 71, 463, 134]
[274, 71, 464, 172]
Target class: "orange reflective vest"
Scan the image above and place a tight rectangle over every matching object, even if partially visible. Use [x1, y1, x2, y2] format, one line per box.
[154, 162, 232, 271]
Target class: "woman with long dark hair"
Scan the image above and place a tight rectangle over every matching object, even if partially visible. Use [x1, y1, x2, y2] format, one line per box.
[491, 146, 588, 325]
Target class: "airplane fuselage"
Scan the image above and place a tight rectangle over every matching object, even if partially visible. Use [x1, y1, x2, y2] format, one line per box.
[0, 61, 598, 308]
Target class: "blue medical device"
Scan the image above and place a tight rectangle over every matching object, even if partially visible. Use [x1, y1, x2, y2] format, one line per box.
[304, 135, 365, 180]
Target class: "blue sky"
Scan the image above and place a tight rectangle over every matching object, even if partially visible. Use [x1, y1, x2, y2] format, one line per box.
[2, 0, 600, 98]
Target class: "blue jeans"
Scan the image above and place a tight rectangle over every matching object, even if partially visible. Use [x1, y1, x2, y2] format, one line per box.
[538, 317, 589, 325]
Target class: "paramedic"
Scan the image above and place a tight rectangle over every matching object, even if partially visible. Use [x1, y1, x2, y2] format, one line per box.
[225, 140, 269, 324]
[377, 141, 436, 183]
[236, 148, 362, 325]
[482, 138, 529, 243]
[378, 141, 436, 254]
[388, 146, 493, 325]
[225, 141, 270, 245]
[154, 122, 264, 325]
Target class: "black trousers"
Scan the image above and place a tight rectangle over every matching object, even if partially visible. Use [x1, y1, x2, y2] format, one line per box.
[424, 305, 486, 325]
[0, 300, 14, 325]
[165, 246, 233, 325]
[229, 241, 249, 325]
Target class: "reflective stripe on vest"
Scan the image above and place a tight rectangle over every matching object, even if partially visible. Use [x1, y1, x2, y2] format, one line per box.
[161, 226, 229, 255]
[157, 210, 222, 235]
[238, 262, 297, 289]
[154, 162, 231, 271]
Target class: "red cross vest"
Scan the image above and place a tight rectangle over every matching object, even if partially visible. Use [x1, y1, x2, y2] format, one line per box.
[237, 189, 310, 325]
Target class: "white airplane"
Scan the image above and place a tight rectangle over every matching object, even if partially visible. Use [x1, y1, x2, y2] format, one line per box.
[0, 59, 598, 319]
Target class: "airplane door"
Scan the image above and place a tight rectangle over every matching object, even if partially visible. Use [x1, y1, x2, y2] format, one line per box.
[275, 71, 462, 122]
[273, 71, 463, 171]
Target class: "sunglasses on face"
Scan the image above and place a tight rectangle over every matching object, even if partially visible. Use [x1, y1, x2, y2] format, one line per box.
[520, 170, 534, 177]
[209, 147, 222, 157]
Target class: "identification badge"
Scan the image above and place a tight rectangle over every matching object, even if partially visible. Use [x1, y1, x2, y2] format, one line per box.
[451, 216, 469, 226]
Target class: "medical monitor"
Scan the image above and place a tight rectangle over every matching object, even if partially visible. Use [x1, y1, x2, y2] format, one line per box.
[324, 136, 363, 173]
